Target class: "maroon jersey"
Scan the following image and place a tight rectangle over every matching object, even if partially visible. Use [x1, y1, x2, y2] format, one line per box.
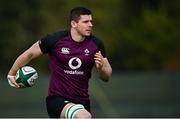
[39, 30, 106, 104]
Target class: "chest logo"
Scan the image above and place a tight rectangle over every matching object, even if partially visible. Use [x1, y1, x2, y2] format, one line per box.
[84, 49, 90, 56]
[68, 57, 82, 70]
[61, 47, 70, 54]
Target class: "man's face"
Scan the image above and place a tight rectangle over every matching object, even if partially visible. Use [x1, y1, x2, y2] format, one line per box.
[73, 15, 93, 36]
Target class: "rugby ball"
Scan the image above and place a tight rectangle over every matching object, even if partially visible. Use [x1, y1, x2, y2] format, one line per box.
[9, 66, 38, 88]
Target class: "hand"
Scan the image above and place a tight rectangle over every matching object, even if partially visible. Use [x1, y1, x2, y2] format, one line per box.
[94, 51, 104, 69]
[7, 75, 20, 88]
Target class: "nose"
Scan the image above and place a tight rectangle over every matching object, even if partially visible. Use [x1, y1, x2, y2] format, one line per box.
[89, 22, 93, 27]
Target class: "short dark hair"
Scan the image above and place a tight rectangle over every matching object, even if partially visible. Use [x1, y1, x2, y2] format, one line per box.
[70, 7, 92, 22]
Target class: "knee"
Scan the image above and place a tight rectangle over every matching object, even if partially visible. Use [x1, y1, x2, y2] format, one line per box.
[75, 109, 92, 119]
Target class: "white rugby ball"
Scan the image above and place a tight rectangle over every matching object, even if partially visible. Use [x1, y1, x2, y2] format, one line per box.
[8, 66, 38, 88]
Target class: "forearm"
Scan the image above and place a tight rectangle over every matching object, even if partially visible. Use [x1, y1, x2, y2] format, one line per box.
[97, 60, 112, 82]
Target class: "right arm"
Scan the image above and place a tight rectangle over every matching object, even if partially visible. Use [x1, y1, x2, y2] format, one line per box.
[7, 41, 43, 88]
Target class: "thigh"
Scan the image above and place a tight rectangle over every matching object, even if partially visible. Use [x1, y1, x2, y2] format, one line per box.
[46, 96, 69, 118]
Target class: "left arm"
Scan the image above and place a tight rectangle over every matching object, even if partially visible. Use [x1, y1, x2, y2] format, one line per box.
[94, 51, 112, 82]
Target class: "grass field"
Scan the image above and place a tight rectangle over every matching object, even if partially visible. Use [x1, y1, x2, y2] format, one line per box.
[1, 71, 180, 118]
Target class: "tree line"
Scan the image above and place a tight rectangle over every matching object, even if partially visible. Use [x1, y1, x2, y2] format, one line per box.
[0, 0, 180, 73]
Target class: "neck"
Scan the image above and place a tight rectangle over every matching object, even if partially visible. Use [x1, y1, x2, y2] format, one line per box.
[70, 28, 85, 42]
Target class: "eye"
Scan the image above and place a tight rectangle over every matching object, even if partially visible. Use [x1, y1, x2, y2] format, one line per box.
[83, 20, 89, 23]
[83, 20, 93, 24]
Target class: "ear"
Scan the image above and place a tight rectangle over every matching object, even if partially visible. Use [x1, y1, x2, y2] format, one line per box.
[71, 20, 77, 28]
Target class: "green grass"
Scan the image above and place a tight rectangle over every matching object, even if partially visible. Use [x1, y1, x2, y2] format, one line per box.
[1, 71, 180, 117]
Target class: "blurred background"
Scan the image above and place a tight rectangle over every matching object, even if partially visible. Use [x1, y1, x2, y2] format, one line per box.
[0, 0, 180, 118]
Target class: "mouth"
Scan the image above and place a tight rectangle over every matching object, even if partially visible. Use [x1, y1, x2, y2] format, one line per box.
[86, 29, 91, 32]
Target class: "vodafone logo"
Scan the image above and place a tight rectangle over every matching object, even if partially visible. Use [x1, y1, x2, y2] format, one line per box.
[64, 57, 84, 75]
[68, 57, 82, 70]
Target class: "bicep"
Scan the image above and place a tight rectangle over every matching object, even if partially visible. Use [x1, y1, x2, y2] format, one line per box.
[26, 41, 43, 59]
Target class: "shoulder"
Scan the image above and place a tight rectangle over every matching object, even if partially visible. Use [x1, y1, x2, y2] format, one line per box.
[89, 35, 107, 57]
[90, 35, 104, 48]
[43, 30, 69, 41]
[39, 30, 69, 54]
[89, 35, 104, 47]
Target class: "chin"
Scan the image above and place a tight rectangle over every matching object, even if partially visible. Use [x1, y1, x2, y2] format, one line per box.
[85, 34, 91, 36]
[85, 32, 91, 36]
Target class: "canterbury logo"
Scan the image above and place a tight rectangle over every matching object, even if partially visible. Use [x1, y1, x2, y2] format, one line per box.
[61, 47, 70, 54]
[68, 57, 82, 70]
